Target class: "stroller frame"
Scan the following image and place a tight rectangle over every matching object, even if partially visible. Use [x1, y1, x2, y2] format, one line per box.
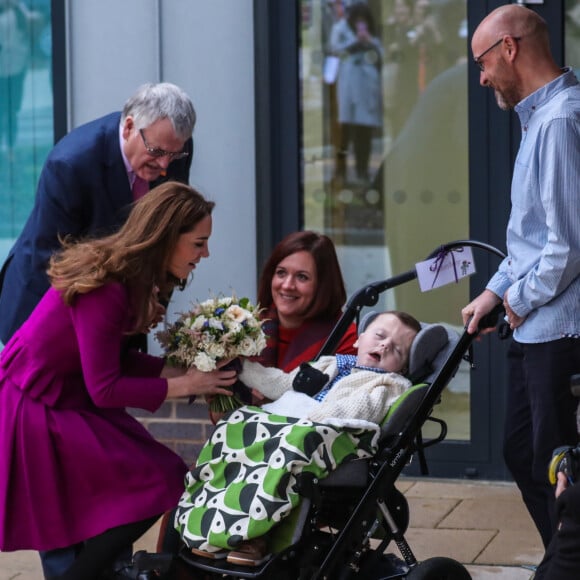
[139, 240, 506, 580]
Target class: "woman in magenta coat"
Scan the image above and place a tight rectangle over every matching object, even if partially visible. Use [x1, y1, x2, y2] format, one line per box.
[0, 182, 237, 579]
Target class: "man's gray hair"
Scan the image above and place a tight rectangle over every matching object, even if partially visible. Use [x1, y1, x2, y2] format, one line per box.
[121, 82, 196, 140]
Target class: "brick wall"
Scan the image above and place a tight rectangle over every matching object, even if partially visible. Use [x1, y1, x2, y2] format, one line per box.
[131, 400, 216, 468]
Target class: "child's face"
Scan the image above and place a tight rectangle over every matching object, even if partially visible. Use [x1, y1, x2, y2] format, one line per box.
[354, 313, 417, 373]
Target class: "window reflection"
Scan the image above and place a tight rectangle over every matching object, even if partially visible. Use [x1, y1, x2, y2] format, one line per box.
[300, 0, 470, 440]
[0, 0, 53, 254]
[329, 2, 383, 187]
[302, 0, 469, 308]
[566, 0, 580, 76]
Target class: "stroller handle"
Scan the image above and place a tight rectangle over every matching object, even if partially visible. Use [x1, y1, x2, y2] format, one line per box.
[317, 239, 506, 358]
[426, 239, 506, 261]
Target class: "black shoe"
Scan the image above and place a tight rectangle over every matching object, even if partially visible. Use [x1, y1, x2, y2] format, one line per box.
[100, 560, 140, 580]
[101, 552, 173, 579]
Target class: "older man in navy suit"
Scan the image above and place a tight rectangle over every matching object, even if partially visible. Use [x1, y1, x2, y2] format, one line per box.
[0, 82, 195, 346]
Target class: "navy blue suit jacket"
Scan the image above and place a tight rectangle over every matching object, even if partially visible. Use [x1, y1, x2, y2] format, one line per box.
[0, 111, 192, 344]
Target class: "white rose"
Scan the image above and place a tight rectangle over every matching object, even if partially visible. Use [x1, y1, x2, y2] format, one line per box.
[225, 305, 250, 323]
[192, 316, 207, 330]
[194, 352, 216, 372]
[237, 337, 258, 356]
[209, 318, 224, 331]
[244, 317, 259, 329]
[206, 342, 226, 358]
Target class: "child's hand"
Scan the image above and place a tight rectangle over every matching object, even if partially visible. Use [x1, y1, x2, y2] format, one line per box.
[251, 389, 266, 405]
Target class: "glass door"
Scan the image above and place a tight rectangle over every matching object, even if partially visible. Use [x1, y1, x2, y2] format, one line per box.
[282, 0, 572, 479]
[0, 0, 54, 264]
[300, 0, 472, 444]
[566, 0, 580, 74]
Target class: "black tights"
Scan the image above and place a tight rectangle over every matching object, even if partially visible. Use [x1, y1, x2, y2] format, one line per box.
[56, 514, 161, 580]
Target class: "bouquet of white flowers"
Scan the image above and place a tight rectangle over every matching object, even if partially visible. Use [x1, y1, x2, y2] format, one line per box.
[156, 295, 268, 413]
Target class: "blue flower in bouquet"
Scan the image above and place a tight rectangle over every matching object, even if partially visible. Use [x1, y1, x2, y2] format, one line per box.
[156, 295, 268, 412]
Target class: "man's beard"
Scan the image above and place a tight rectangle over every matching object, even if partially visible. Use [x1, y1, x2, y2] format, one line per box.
[494, 85, 519, 110]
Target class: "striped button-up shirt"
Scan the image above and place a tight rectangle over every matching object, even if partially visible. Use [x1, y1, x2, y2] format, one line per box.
[487, 68, 580, 343]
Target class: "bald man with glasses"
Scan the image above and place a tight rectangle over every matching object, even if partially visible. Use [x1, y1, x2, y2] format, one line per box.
[462, 4, 580, 554]
[0, 82, 196, 348]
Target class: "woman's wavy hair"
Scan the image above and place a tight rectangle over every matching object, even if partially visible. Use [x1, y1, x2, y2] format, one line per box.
[257, 230, 347, 322]
[48, 181, 214, 333]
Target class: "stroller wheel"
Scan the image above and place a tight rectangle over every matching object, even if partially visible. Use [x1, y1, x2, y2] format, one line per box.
[405, 557, 471, 580]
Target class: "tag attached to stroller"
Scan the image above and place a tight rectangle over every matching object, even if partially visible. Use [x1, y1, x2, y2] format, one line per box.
[293, 363, 329, 396]
[415, 246, 476, 292]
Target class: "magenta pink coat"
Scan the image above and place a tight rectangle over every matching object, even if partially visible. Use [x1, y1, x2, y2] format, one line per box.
[0, 283, 186, 551]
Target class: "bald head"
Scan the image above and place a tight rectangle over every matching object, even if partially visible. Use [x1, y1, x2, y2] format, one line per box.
[476, 5, 546, 39]
[472, 4, 562, 106]
[473, 4, 551, 59]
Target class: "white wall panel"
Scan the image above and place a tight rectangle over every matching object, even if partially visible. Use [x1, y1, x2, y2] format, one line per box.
[158, 0, 257, 326]
[66, 0, 257, 353]
[67, 0, 161, 126]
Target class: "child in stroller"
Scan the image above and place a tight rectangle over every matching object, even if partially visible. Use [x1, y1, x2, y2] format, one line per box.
[241, 310, 420, 423]
[175, 310, 423, 566]
[133, 240, 504, 579]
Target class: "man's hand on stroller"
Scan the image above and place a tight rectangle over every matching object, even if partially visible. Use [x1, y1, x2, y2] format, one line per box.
[462, 289, 502, 335]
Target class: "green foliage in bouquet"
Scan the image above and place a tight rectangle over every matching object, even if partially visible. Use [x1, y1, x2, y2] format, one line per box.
[156, 295, 267, 413]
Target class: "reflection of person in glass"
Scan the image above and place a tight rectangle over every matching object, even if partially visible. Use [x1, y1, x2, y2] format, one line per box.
[330, 1, 382, 186]
[383, 0, 417, 138]
[0, 0, 39, 153]
[411, 0, 444, 93]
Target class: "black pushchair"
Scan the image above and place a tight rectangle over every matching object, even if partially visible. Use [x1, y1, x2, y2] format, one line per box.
[133, 239, 506, 580]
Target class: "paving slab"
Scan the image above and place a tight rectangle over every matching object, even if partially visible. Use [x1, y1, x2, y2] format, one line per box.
[395, 479, 415, 494]
[476, 529, 544, 567]
[465, 564, 535, 579]
[0, 478, 545, 578]
[406, 496, 460, 528]
[399, 527, 496, 563]
[440, 497, 538, 532]
[0, 549, 41, 580]
[403, 477, 524, 501]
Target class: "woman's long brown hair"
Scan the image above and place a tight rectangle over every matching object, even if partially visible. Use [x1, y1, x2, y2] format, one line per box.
[257, 230, 348, 322]
[48, 181, 214, 333]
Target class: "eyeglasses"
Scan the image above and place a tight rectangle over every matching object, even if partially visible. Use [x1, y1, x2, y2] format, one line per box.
[473, 36, 521, 72]
[139, 129, 189, 160]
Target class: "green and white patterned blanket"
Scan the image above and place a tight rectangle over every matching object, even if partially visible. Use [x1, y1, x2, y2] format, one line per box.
[175, 405, 380, 552]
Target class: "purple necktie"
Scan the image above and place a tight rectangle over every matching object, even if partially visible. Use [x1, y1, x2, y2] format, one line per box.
[132, 176, 149, 200]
